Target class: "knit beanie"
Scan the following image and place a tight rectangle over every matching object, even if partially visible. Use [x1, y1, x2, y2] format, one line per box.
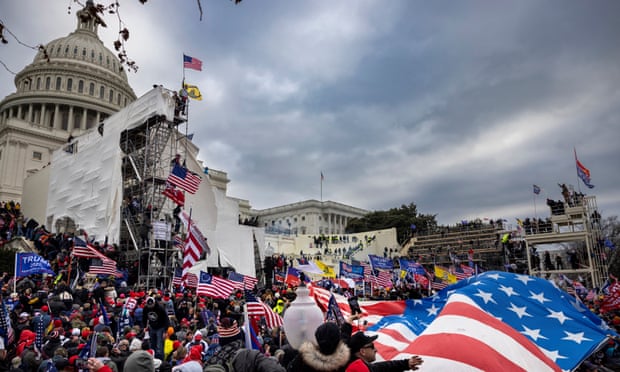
[124, 350, 155, 371]
[315, 322, 341, 355]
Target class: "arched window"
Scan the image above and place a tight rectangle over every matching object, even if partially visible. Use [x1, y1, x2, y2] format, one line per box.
[78, 80, 84, 93]
[82, 48, 87, 58]
[91, 50, 95, 59]
[99, 53, 102, 63]
[36, 77, 41, 90]
[45, 77, 51, 90]
[106, 56, 110, 66]
[89, 82, 95, 96]
[117, 93, 121, 105]
[73, 46, 78, 55]
[100, 86, 105, 99]
[65, 46, 69, 55]
[109, 89, 114, 102]
[56, 77, 62, 90]
[67, 78, 73, 92]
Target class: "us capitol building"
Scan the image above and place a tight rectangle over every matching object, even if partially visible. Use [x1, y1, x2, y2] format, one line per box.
[0, 1, 368, 236]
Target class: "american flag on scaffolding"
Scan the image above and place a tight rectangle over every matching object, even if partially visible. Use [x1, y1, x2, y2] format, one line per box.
[167, 163, 202, 194]
[245, 290, 283, 328]
[180, 212, 209, 285]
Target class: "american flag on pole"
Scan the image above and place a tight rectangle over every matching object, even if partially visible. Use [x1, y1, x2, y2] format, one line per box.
[186, 273, 198, 288]
[180, 212, 208, 285]
[197, 271, 240, 299]
[167, 163, 202, 194]
[245, 290, 283, 329]
[183, 54, 203, 71]
[172, 268, 184, 287]
[370, 270, 392, 289]
[228, 272, 258, 289]
[89, 258, 121, 277]
[72, 237, 108, 260]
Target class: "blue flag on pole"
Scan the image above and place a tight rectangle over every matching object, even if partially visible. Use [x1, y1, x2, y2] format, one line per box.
[15, 252, 55, 277]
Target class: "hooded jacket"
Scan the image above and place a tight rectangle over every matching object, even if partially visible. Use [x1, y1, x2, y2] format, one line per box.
[287, 340, 350, 372]
[232, 349, 287, 372]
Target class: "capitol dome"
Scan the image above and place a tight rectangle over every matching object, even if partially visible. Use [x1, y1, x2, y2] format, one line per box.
[0, 1, 137, 202]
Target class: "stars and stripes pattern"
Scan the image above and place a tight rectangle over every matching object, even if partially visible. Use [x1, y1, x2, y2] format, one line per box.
[197, 271, 241, 299]
[167, 163, 201, 194]
[244, 290, 283, 329]
[367, 271, 615, 371]
[228, 272, 258, 289]
[180, 213, 208, 285]
[0, 299, 14, 346]
[406, 293, 561, 371]
[370, 270, 393, 289]
[89, 258, 121, 277]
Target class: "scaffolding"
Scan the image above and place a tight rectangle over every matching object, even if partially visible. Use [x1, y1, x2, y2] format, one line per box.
[119, 113, 184, 289]
[524, 195, 607, 288]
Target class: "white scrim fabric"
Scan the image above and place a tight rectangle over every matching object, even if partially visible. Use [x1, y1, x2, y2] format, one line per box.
[46, 87, 175, 243]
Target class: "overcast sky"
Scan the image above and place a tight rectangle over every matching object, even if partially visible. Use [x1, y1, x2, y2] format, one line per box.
[1, 1, 619, 225]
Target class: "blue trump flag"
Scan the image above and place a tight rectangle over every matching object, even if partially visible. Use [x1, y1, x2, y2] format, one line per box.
[15, 252, 55, 277]
[399, 259, 426, 276]
[339, 261, 364, 280]
[368, 271, 615, 371]
[368, 254, 394, 270]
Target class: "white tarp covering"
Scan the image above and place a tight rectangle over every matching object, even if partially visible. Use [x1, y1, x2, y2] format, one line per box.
[44, 86, 262, 277]
[46, 87, 175, 243]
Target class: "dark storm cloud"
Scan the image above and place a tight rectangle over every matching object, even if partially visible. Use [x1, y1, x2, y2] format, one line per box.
[1, 0, 619, 224]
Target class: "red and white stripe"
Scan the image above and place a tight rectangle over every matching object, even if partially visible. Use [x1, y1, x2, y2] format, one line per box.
[370, 271, 393, 288]
[89, 259, 119, 276]
[247, 301, 283, 329]
[392, 294, 561, 371]
[197, 276, 240, 299]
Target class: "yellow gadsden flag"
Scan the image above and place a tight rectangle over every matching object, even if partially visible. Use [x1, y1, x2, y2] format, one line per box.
[314, 259, 336, 278]
[183, 83, 202, 101]
[434, 265, 457, 284]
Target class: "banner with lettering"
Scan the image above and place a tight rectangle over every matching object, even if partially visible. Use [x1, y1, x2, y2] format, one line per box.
[368, 254, 394, 270]
[15, 252, 55, 277]
[339, 261, 364, 279]
[399, 259, 426, 275]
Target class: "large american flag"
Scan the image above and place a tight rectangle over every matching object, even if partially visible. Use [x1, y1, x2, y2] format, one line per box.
[167, 163, 201, 194]
[367, 272, 615, 371]
[196, 271, 240, 299]
[173, 268, 198, 288]
[228, 272, 258, 289]
[245, 290, 283, 329]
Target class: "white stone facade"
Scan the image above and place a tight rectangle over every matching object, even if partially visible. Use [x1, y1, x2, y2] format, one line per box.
[0, 2, 136, 202]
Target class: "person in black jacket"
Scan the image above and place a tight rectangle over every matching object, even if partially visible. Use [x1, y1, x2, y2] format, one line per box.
[345, 331, 422, 372]
[142, 296, 170, 361]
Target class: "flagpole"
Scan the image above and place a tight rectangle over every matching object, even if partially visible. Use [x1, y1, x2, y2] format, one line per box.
[13, 253, 17, 294]
[320, 172, 323, 202]
[574, 147, 583, 195]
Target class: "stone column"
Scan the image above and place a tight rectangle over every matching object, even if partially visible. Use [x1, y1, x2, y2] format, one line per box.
[17, 105, 22, 119]
[53, 104, 60, 129]
[40, 104, 47, 126]
[68, 106, 74, 132]
[81, 108, 87, 130]
[27, 104, 33, 122]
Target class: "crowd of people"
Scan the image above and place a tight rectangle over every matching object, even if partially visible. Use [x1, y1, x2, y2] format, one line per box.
[2, 197, 620, 371]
